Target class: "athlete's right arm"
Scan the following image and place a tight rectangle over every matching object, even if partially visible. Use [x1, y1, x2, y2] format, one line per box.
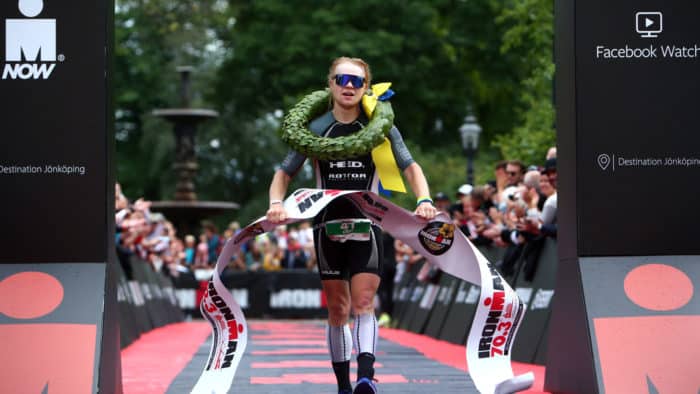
[267, 169, 291, 223]
[268, 147, 307, 223]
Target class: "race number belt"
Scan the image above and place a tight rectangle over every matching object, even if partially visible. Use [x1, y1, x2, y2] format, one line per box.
[323, 219, 372, 242]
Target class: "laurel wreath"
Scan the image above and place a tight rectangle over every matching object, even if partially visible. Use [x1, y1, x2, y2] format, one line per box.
[280, 89, 394, 160]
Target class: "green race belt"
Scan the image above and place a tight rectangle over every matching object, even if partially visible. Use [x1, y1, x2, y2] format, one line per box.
[324, 219, 372, 242]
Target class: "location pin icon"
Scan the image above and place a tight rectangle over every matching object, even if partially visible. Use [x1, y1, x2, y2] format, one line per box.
[597, 154, 611, 170]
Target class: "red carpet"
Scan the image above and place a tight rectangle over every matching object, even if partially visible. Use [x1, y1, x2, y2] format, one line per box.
[121, 321, 549, 393]
[121, 322, 211, 394]
[379, 327, 548, 393]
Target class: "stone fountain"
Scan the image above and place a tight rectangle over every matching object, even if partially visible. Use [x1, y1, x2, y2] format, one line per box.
[149, 67, 238, 235]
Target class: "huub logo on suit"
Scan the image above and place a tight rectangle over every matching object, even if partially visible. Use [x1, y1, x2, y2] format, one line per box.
[3, 0, 58, 80]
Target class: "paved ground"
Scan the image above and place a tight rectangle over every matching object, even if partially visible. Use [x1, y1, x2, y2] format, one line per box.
[123, 320, 546, 394]
[165, 320, 477, 393]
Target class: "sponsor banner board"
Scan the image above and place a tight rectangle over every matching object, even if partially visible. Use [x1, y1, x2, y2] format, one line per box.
[0, 263, 105, 393]
[573, 0, 700, 256]
[549, 1, 700, 392]
[0, 0, 109, 263]
[581, 256, 700, 393]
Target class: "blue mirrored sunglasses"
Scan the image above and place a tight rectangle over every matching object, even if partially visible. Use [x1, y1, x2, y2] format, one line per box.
[334, 74, 365, 88]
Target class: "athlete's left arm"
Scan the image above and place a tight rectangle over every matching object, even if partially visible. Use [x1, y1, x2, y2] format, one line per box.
[389, 127, 437, 220]
[403, 162, 430, 200]
[403, 163, 437, 220]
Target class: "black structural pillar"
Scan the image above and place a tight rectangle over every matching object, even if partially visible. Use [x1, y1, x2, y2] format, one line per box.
[548, 1, 700, 393]
[0, 1, 119, 393]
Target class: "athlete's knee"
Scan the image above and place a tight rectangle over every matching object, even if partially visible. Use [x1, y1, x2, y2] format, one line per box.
[352, 293, 375, 314]
[327, 299, 350, 324]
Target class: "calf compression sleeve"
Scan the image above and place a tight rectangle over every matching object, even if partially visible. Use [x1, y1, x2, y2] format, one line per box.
[353, 312, 378, 355]
[327, 324, 352, 362]
[353, 312, 378, 380]
[327, 324, 352, 391]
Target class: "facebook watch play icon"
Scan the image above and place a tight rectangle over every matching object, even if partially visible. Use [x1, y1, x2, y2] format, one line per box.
[636, 12, 663, 38]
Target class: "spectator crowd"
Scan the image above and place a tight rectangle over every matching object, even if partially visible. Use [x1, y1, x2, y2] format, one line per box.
[440, 147, 558, 281]
[115, 146, 558, 326]
[376, 146, 559, 326]
[115, 182, 317, 279]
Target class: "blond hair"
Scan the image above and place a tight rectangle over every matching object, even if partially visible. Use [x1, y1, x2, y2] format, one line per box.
[327, 56, 372, 87]
[327, 57, 371, 108]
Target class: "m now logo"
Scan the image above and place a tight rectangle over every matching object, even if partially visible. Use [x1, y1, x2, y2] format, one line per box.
[3, 0, 59, 80]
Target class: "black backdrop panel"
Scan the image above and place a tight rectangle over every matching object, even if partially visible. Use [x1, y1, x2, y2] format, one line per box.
[549, 2, 700, 391]
[264, 271, 326, 318]
[220, 271, 326, 318]
[0, 0, 107, 263]
[423, 274, 459, 338]
[116, 263, 139, 348]
[398, 280, 426, 330]
[407, 282, 439, 334]
[511, 238, 558, 363]
[222, 271, 270, 318]
[438, 281, 480, 344]
[533, 316, 550, 365]
[575, 0, 700, 256]
[393, 260, 425, 328]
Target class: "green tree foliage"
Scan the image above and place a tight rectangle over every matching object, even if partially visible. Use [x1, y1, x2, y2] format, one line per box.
[205, 0, 531, 220]
[114, 0, 556, 223]
[196, 108, 290, 222]
[212, 0, 524, 147]
[492, 0, 555, 165]
[114, 0, 229, 199]
[389, 142, 500, 210]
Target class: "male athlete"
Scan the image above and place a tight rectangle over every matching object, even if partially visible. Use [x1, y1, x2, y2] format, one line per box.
[266, 57, 437, 394]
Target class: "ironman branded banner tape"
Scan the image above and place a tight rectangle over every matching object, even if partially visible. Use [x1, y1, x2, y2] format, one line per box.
[191, 189, 534, 394]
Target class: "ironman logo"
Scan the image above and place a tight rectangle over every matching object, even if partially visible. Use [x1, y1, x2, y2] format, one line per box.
[3, 0, 64, 80]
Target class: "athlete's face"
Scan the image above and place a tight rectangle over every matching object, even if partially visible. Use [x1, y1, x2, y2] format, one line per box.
[329, 62, 367, 110]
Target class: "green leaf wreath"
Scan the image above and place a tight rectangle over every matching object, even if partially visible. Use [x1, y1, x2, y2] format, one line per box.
[280, 89, 394, 160]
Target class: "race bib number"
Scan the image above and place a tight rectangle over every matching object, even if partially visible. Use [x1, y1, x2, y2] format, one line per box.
[325, 219, 372, 242]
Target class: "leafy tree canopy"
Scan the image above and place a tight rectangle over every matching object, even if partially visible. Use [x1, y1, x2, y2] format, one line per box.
[114, 0, 555, 223]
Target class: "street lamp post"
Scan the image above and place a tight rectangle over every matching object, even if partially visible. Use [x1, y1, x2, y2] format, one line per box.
[459, 114, 482, 185]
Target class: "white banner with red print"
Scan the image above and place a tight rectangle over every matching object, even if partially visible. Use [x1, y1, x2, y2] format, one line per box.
[192, 189, 534, 394]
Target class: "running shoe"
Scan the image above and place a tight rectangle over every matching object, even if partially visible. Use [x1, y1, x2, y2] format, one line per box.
[353, 377, 377, 394]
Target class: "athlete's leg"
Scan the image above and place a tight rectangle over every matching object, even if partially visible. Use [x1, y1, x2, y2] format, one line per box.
[324, 278, 352, 392]
[348, 226, 383, 393]
[350, 273, 381, 380]
[325, 280, 352, 392]
[325, 279, 351, 326]
[315, 222, 354, 392]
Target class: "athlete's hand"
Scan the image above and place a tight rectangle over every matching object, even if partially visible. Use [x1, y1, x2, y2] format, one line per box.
[266, 202, 288, 224]
[414, 201, 437, 221]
